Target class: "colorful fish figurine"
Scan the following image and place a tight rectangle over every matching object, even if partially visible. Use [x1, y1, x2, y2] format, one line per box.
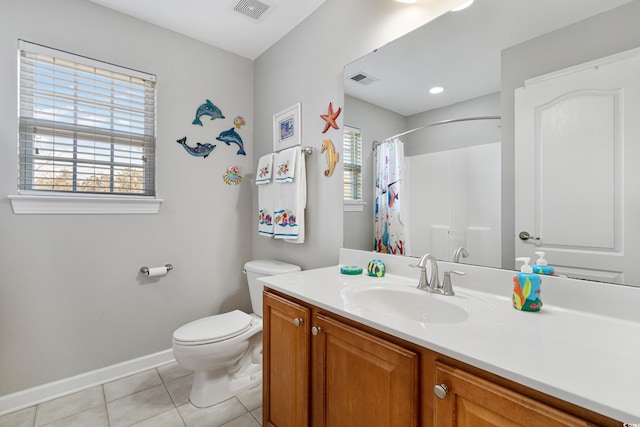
[216, 128, 246, 156]
[192, 99, 225, 126]
[176, 136, 216, 158]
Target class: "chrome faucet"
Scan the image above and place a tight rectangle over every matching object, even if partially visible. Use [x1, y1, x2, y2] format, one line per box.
[453, 247, 469, 263]
[411, 254, 440, 293]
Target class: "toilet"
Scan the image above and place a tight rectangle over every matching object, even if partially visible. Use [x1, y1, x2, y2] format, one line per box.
[172, 260, 301, 408]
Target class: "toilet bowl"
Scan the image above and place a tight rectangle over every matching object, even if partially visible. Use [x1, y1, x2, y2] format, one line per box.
[172, 260, 301, 408]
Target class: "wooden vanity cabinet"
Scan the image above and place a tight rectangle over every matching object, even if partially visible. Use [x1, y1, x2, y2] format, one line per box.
[262, 292, 311, 427]
[263, 289, 621, 427]
[263, 290, 419, 427]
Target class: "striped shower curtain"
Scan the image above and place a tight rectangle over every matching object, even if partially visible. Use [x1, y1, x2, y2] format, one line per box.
[374, 138, 405, 255]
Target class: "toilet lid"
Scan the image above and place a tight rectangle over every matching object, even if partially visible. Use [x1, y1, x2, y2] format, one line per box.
[173, 310, 253, 345]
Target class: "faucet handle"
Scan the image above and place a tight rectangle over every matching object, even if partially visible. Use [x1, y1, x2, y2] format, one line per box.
[410, 262, 429, 289]
[441, 270, 465, 296]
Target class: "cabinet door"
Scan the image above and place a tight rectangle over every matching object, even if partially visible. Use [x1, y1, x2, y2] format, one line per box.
[263, 292, 311, 427]
[312, 313, 419, 427]
[433, 362, 593, 427]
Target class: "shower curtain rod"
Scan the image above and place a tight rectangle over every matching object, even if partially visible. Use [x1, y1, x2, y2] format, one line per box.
[372, 115, 501, 150]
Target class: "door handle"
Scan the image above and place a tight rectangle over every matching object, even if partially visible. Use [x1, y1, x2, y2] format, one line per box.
[519, 231, 540, 241]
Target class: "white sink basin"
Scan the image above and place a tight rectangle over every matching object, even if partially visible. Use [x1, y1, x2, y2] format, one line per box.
[341, 281, 469, 324]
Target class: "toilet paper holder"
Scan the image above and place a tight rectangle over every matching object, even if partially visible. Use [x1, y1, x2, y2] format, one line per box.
[140, 264, 173, 275]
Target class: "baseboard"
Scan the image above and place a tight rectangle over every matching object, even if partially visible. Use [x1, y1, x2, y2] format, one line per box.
[0, 348, 175, 416]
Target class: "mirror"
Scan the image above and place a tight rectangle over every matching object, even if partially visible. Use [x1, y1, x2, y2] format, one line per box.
[343, 0, 640, 286]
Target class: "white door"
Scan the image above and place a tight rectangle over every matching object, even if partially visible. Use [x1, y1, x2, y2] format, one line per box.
[515, 48, 640, 284]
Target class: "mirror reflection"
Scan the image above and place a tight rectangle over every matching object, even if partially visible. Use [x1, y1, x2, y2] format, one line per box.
[343, 0, 640, 286]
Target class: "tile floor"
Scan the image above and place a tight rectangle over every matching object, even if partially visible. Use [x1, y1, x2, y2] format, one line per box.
[0, 362, 262, 427]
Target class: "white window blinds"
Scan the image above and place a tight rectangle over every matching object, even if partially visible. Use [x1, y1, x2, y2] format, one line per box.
[343, 125, 362, 201]
[18, 41, 156, 196]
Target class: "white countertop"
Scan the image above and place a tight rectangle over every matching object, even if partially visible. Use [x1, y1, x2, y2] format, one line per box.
[259, 253, 640, 423]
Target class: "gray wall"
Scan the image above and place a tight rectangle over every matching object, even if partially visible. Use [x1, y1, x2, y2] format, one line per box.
[252, 0, 462, 268]
[501, 0, 640, 269]
[0, 0, 253, 396]
[0, 0, 463, 398]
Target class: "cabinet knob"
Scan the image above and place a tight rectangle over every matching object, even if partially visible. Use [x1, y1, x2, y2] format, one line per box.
[293, 318, 303, 327]
[311, 326, 322, 336]
[434, 384, 449, 400]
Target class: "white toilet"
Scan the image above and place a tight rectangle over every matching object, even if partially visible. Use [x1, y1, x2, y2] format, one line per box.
[172, 260, 301, 408]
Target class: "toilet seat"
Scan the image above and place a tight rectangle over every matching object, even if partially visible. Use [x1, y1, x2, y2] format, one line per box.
[173, 310, 253, 346]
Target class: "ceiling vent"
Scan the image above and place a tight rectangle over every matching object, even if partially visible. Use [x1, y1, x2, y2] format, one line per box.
[348, 72, 378, 85]
[233, 0, 275, 21]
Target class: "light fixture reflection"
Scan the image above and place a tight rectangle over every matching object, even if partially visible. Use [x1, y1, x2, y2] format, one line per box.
[451, 0, 474, 11]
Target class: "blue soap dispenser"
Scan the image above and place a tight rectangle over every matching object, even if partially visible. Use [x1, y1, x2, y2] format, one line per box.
[513, 257, 542, 312]
[532, 251, 555, 276]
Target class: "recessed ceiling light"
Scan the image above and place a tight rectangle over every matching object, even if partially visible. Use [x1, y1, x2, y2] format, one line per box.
[429, 86, 444, 94]
[451, 0, 474, 11]
[395, 0, 417, 4]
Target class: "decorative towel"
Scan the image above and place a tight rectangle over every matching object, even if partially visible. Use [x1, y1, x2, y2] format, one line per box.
[258, 182, 274, 237]
[257, 155, 275, 237]
[275, 147, 297, 183]
[256, 153, 274, 185]
[274, 147, 306, 243]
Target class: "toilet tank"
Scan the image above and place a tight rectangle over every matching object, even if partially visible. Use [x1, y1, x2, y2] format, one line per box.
[244, 260, 301, 317]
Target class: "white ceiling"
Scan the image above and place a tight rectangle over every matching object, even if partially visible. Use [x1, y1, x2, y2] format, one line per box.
[87, 0, 636, 114]
[344, 0, 636, 117]
[88, 0, 326, 60]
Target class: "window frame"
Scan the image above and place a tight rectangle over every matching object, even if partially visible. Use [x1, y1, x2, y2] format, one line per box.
[343, 125, 365, 211]
[10, 40, 162, 214]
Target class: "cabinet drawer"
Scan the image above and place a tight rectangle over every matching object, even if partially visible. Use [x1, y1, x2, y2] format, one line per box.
[433, 362, 594, 427]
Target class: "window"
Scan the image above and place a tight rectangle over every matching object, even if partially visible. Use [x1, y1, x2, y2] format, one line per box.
[17, 41, 156, 197]
[343, 125, 363, 202]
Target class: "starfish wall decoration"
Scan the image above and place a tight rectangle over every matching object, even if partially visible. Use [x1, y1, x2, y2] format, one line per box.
[320, 102, 342, 133]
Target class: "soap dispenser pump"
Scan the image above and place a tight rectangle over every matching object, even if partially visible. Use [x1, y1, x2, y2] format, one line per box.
[532, 251, 555, 275]
[513, 257, 542, 312]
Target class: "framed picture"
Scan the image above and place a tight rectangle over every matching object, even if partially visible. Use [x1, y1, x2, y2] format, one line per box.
[273, 103, 301, 152]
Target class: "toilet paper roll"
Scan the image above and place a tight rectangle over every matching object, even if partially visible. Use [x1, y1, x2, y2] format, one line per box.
[147, 266, 168, 277]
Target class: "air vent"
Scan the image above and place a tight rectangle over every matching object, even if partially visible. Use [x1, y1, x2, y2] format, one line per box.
[233, 0, 274, 21]
[348, 72, 378, 85]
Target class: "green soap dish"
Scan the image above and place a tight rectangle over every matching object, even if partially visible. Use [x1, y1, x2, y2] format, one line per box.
[340, 265, 363, 275]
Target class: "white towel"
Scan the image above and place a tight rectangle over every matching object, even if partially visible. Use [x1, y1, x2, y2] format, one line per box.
[256, 153, 274, 185]
[275, 147, 297, 183]
[257, 170, 275, 238]
[274, 147, 306, 243]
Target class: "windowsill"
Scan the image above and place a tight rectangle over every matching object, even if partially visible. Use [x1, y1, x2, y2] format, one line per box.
[8, 194, 163, 214]
[344, 201, 366, 212]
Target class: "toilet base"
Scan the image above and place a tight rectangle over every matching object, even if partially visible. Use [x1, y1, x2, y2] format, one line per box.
[189, 335, 263, 408]
[190, 361, 262, 407]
